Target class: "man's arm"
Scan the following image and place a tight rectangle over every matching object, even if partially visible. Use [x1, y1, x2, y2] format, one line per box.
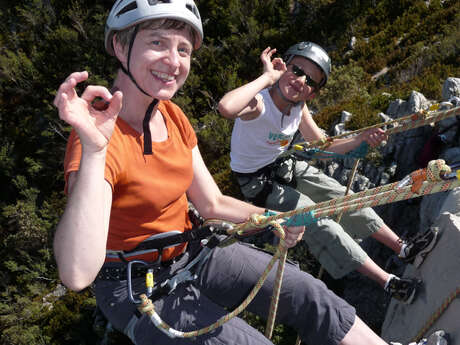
[298, 104, 326, 142]
[298, 105, 387, 154]
[218, 47, 287, 120]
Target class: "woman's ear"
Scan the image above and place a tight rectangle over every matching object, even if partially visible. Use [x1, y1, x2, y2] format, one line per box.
[113, 34, 127, 64]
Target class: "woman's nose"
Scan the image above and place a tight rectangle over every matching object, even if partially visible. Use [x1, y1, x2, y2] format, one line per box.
[165, 49, 181, 68]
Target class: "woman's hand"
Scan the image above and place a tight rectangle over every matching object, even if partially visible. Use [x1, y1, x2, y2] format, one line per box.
[260, 47, 287, 86]
[53, 71, 123, 153]
[283, 225, 305, 248]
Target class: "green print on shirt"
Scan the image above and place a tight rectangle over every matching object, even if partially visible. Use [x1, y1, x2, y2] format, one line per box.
[267, 132, 292, 146]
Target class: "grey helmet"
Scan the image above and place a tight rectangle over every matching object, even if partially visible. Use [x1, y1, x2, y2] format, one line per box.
[105, 0, 204, 55]
[284, 41, 331, 88]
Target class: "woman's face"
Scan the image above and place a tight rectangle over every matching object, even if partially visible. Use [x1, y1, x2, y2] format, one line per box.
[277, 56, 324, 103]
[119, 26, 194, 100]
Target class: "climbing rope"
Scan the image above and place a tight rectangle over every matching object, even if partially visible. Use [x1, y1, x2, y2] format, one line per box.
[287, 105, 460, 154]
[136, 159, 460, 340]
[293, 158, 361, 345]
[137, 215, 288, 339]
[412, 285, 460, 343]
[264, 160, 459, 226]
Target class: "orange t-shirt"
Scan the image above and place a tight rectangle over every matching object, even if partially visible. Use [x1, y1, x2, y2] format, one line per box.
[64, 100, 197, 262]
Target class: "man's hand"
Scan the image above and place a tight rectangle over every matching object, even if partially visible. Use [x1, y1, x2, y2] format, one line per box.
[260, 47, 287, 86]
[358, 128, 388, 148]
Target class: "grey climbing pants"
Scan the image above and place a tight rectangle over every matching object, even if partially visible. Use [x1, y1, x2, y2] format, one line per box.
[95, 241, 355, 345]
[236, 159, 385, 278]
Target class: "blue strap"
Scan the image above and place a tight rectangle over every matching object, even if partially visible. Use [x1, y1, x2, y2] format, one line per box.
[296, 141, 369, 160]
[283, 210, 317, 227]
[263, 210, 278, 217]
[348, 141, 369, 158]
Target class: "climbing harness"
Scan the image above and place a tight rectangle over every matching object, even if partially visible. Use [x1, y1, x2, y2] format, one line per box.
[102, 222, 231, 306]
[127, 235, 220, 304]
[135, 214, 289, 339]
[233, 155, 298, 207]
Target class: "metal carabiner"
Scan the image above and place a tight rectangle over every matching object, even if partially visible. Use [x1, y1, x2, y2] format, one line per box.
[440, 162, 460, 181]
[127, 260, 156, 304]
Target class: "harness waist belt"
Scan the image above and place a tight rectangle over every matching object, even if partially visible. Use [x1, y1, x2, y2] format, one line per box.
[105, 226, 216, 261]
[127, 226, 213, 253]
[97, 254, 183, 281]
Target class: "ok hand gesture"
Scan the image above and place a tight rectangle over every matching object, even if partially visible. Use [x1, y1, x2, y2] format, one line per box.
[53, 71, 123, 153]
[260, 47, 287, 86]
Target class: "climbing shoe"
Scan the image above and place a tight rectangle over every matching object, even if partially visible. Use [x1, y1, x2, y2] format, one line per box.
[385, 276, 421, 304]
[390, 329, 449, 345]
[399, 227, 438, 265]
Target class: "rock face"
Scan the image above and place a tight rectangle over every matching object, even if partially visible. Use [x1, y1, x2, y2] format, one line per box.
[313, 77, 460, 334]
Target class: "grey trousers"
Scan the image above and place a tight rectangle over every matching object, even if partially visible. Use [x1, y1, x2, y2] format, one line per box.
[236, 159, 385, 278]
[95, 241, 355, 345]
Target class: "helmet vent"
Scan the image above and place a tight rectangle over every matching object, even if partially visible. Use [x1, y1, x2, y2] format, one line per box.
[116, 2, 138, 17]
[186, 4, 200, 19]
[148, 0, 171, 4]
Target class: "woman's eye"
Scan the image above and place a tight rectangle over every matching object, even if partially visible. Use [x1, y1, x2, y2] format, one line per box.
[151, 40, 161, 46]
[178, 47, 192, 56]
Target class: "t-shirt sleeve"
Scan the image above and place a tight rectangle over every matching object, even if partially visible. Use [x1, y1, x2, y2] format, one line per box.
[63, 129, 117, 194]
[63, 130, 82, 194]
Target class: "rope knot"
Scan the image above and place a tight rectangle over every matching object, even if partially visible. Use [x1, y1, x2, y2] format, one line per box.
[138, 294, 154, 314]
[427, 159, 451, 181]
[248, 213, 269, 227]
[410, 159, 451, 193]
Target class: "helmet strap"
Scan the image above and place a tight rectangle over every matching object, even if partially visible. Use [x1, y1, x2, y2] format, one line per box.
[119, 25, 151, 97]
[118, 24, 158, 155]
[142, 99, 158, 155]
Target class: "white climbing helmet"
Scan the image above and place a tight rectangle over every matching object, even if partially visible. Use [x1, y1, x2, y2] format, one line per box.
[105, 0, 204, 55]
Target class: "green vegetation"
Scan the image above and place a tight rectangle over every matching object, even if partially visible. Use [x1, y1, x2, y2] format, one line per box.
[0, 0, 458, 343]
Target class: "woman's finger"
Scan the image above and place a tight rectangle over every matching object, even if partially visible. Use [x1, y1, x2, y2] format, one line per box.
[81, 85, 113, 104]
[105, 91, 123, 116]
[54, 71, 89, 107]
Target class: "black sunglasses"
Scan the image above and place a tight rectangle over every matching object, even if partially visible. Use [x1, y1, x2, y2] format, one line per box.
[289, 64, 321, 90]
